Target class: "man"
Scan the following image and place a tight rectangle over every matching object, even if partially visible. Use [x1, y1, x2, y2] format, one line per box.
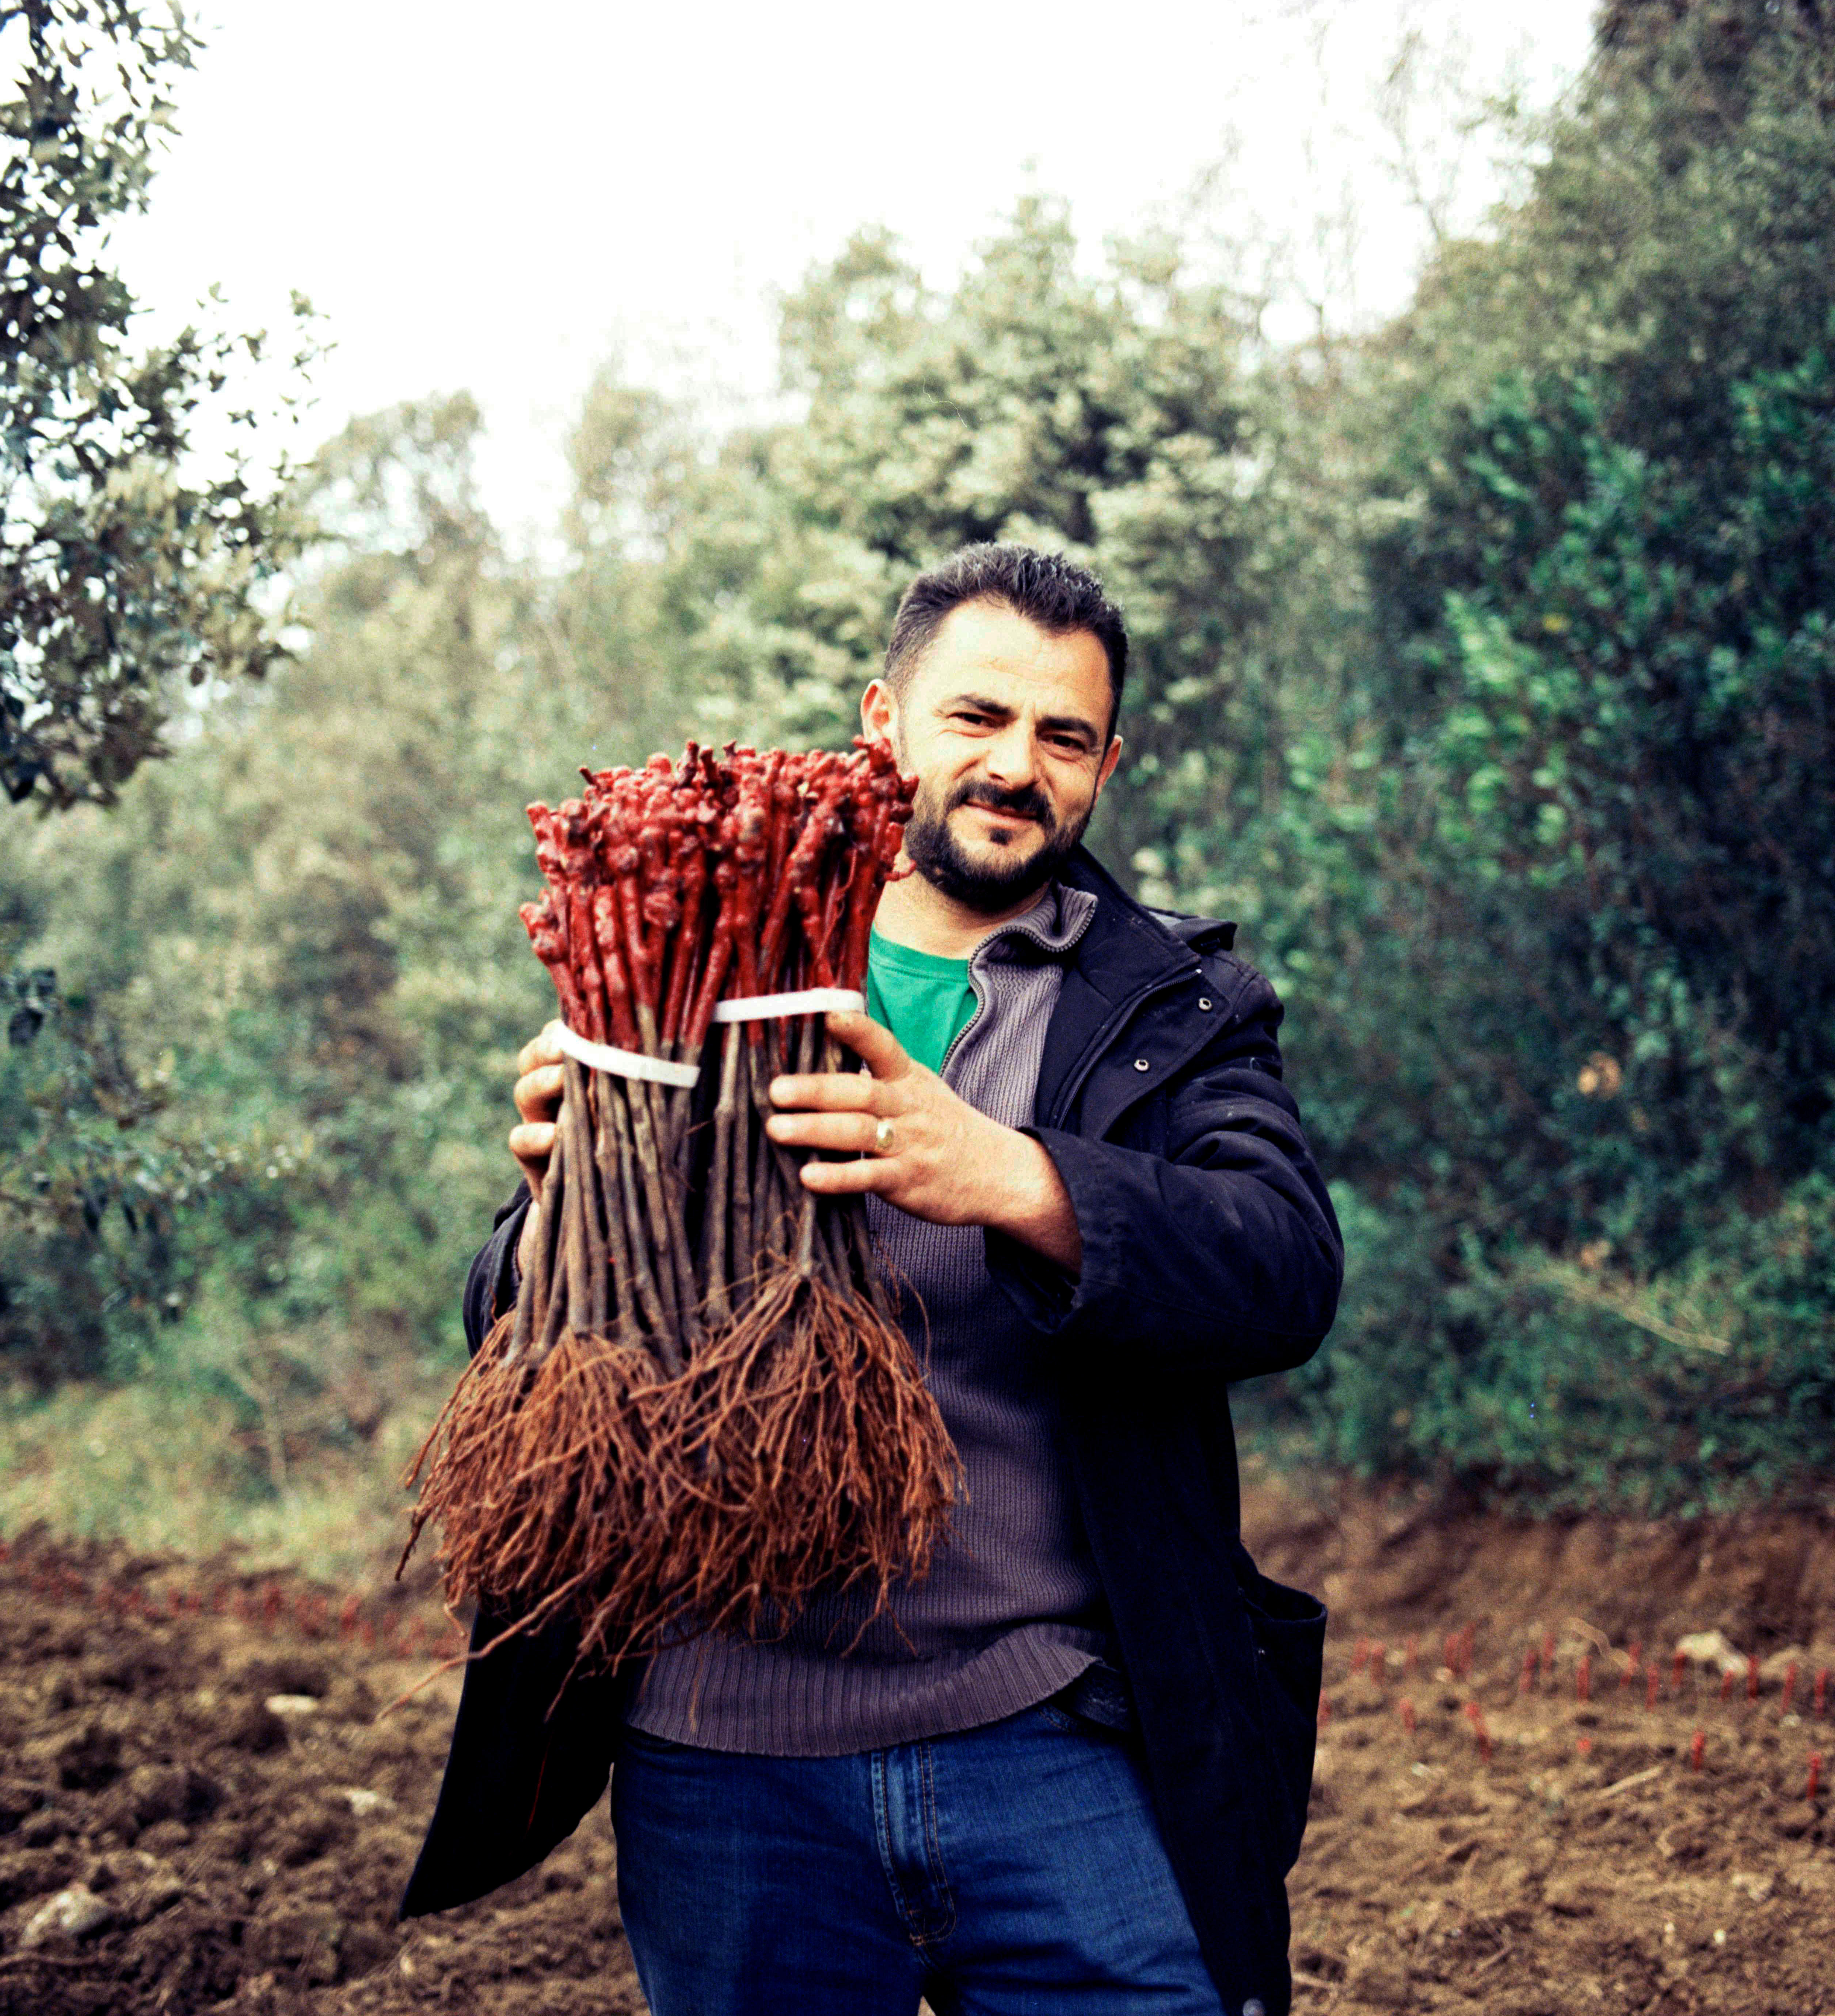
[401, 544, 1343, 2016]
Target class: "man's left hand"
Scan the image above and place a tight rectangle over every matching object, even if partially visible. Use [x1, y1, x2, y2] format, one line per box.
[765, 1010, 1082, 1272]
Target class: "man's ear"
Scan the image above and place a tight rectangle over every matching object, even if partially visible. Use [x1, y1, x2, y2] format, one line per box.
[1093, 734, 1124, 801]
[861, 677, 899, 748]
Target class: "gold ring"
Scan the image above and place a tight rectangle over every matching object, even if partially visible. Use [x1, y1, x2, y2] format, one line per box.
[872, 1117, 896, 1155]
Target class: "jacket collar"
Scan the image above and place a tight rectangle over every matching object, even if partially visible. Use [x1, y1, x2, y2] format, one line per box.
[1033, 848, 1230, 1127]
[1057, 847, 1227, 994]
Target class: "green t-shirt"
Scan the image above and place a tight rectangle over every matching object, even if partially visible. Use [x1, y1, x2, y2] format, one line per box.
[865, 930, 978, 1075]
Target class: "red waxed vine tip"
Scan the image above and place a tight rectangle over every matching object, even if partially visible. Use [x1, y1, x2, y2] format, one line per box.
[403, 739, 949, 1677]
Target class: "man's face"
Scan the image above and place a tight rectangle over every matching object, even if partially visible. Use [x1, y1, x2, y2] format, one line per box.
[861, 598, 1123, 914]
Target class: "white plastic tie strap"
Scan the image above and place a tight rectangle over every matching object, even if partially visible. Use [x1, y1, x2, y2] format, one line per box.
[711, 988, 866, 1024]
[553, 1022, 702, 1089]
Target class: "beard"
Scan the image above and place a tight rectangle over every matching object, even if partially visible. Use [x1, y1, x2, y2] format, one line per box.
[901, 772, 1093, 914]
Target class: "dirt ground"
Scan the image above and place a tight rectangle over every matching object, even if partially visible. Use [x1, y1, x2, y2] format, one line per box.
[0, 1478, 1829, 2014]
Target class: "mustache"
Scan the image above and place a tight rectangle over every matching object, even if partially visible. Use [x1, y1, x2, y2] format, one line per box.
[945, 778, 1056, 831]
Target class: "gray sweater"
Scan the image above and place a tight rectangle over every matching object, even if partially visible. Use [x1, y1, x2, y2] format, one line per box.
[627, 884, 1111, 1755]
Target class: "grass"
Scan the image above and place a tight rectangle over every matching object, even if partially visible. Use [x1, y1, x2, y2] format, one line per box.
[0, 1356, 454, 1585]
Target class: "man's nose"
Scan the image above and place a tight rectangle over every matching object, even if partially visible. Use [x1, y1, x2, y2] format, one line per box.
[981, 720, 1038, 786]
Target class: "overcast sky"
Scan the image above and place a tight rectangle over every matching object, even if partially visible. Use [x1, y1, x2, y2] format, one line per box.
[107, 0, 1599, 542]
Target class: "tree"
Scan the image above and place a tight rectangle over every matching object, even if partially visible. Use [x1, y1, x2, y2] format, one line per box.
[646, 201, 1337, 887]
[1230, 0, 1835, 1506]
[1359, 0, 1835, 1259]
[1, 0, 313, 809]
[0, 391, 689, 1390]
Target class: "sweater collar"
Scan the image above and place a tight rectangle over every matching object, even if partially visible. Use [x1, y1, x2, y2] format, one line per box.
[967, 881, 1099, 969]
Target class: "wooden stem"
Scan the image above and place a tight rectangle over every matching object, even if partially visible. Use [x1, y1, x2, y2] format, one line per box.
[700, 1022, 741, 1325]
[562, 1055, 608, 1337]
[609, 1077, 675, 1368]
[592, 1075, 640, 1344]
[537, 1125, 571, 1358]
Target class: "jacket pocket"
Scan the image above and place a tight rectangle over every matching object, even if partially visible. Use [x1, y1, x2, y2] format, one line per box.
[1239, 1567, 1326, 1873]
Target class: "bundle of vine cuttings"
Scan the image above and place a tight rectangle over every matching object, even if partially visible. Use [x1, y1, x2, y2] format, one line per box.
[402, 740, 960, 1671]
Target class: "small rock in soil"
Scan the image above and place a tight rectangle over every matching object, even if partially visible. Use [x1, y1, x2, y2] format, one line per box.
[21, 1882, 113, 1944]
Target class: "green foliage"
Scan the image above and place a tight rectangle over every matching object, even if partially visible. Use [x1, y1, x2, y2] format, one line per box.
[1242, 1176, 1835, 1513]
[1380, 358, 1835, 1250]
[1236, 0, 1835, 1506]
[1350, 3, 1835, 1256]
[0, 955, 321, 1383]
[641, 202, 1326, 881]
[0, 0, 315, 808]
[0, 968, 175, 1379]
[0, 390, 712, 1495]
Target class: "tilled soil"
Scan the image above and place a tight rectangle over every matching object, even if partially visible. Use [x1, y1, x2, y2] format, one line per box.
[1259, 1480, 1835, 2014]
[0, 1539, 637, 2016]
[0, 1484, 1828, 2014]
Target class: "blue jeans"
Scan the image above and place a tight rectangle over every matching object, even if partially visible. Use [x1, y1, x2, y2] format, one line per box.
[610, 1702, 1225, 2015]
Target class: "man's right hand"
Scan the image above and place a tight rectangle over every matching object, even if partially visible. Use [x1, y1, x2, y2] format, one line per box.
[510, 1024, 566, 1276]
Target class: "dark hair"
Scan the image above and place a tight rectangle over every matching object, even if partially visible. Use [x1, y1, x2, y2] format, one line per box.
[884, 543, 1128, 736]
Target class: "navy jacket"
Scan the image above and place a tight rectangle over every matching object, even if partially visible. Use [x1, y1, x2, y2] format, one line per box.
[401, 848, 1343, 2016]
